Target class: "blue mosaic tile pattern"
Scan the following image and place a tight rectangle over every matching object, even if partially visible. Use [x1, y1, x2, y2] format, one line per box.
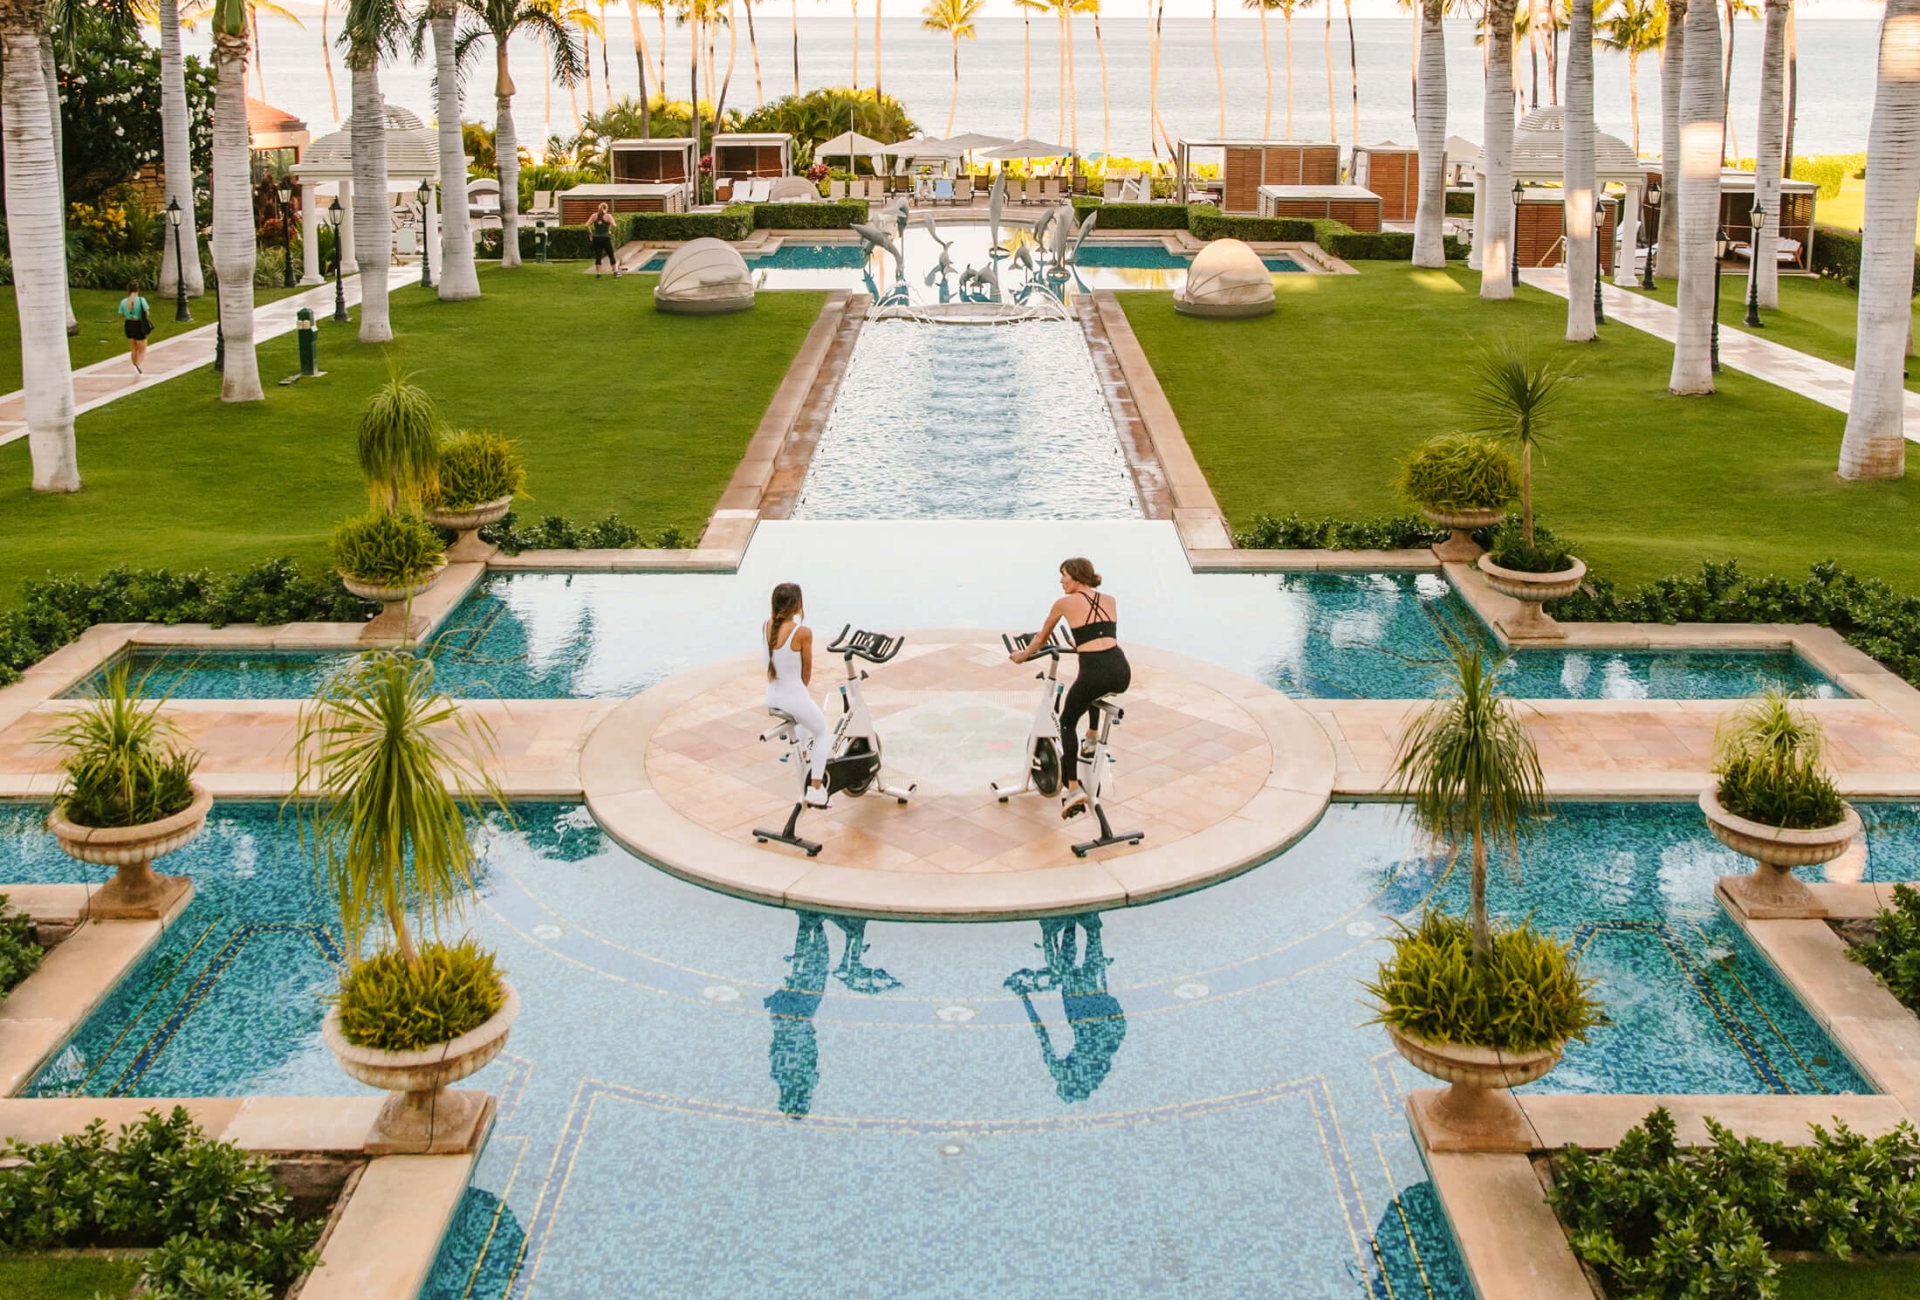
[76, 569, 1841, 704]
[2, 799, 1897, 1300]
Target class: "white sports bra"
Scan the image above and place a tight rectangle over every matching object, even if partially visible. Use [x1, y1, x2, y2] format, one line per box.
[767, 618, 804, 683]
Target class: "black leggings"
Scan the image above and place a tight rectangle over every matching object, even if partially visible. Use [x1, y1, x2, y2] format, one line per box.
[1061, 647, 1130, 786]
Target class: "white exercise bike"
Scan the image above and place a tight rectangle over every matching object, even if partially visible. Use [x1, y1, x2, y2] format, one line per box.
[992, 628, 1143, 858]
[754, 625, 916, 857]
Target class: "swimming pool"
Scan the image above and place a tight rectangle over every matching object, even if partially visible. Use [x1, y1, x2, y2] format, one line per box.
[6, 797, 1891, 1299]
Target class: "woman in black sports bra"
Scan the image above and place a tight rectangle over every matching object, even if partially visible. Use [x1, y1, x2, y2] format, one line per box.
[1009, 556, 1131, 819]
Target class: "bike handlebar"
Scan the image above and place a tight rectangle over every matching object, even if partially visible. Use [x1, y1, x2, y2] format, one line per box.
[1003, 624, 1076, 658]
[828, 624, 905, 664]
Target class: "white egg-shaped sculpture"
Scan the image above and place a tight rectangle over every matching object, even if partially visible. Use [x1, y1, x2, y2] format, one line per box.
[766, 175, 821, 202]
[1173, 237, 1275, 319]
[653, 237, 755, 315]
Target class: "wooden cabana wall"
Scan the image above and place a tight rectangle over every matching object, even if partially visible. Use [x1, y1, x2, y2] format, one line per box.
[1350, 145, 1421, 221]
[711, 134, 792, 180]
[609, 139, 694, 184]
[1257, 185, 1383, 232]
[1221, 143, 1340, 213]
[1516, 194, 1619, 273]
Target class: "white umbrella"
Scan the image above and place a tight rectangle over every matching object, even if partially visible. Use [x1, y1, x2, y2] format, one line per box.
[813, 129, 893, 164]
[883, 136, 965, 158]
[982, 138, 1073, 161]
[935, 132, 1013, 153]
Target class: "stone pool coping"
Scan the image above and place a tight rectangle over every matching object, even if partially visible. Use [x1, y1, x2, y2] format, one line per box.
[576, 632, 1335, 920]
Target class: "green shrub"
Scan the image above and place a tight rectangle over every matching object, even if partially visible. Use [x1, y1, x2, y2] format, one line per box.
[1394, 434, 1521, 513]
[431, 430, 526, 511]
[1735, 153, 1860, 200]
[480, 204, 761, 260]
[0, 893, 42, 997]
[1069, 197, 1191, 230]
[1187, 205, 1316, 242]
[46, 662, 199, 830]
[330, 511, 445, 586]
[1364, 910, 1605, 1053]
[1486, 515, 1576, 574]
[1851, 882, 1920, 1012]
[1549, 1105, 1920, 1299]
[752, 199, 868, 229]
[0, 1107, 322, 1298]
[335, 938, 506, 1051]
[1445, 189, 1475, 215]
[479, 510, 690, 554]
[1810, 225, 1920, 294]
[1232, 512, 1449, 551]
[1713, 691, 1847, 830]
[1314, 221, 1471, 261]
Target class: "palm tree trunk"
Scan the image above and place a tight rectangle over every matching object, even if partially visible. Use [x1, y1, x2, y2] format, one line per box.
[1627, 48, 1641, 156]
[157, 0, 204, 299]
[851, 0, 858, 89]
[1344, 0, 1358, 147]
[1721, 0, 1736, 164]
[213, 31, 263, 402]
[1412, 0, 1447, 268]
[251, 8, 267, 102]
[1481, 0, 1518, 299]
[791, 0, 799, 97]
[431, 0, 480, 301]
[1838, 0, 1920, 481]
[321, 0, 340, 122]
[1094, 8, 1110, 158]
[1065, 1, 1078, 153]
[1669, 0, 1722, 394]
[1565, 0, 1597, 341]
[497, 87, 522, 268]
[1021, 7, 1030, 137]
[744, 0, 762, 104]
[1258, 5, 1272, 138]
[1211, 0, 1225, 136]
[37, 34, 73, 335]
[1284, 10, 1293, 137]
[1783, 4, 1797, 171]
[350, 58, 393, 343]
[1528, 0, 1541, 106]
[627, 0, 652, 136]
[1753, 0, 1788, 309]
[947, 31, 959, 134]
[1324, 6, 1335, 141]
[1656, 0, 1686, 278]
[3, 14, 77, 492]
[873, 0, 882, 103]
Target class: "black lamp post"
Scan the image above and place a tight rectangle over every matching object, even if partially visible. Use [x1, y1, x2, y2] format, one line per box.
[327, 197, 349, 324]
[1594, 199, 1607, 325]
[166, 197, 191, 322]
[417, 179, 433, 289]
[277, 179, 296, 288]
[1510, 180, 1524, 286]
[1745, 202, 1766, 328]
[1711, 226, 1730, 372]
[1641, 180, 1661, 289]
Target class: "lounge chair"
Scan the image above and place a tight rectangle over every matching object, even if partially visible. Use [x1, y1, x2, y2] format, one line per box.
[829, 179, 848, 200]
[933, 177, 955, 204]
[1040, 177, 1060, 201]
[1730, 237, 1803, 266]
[955, 176, 974, 204]
[1103, 180, 1123, 200]
[530, 189, 556, 218]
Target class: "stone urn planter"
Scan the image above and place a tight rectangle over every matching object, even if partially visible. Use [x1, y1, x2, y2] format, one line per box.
[425, 495, 513, 564]
[1701, 788, 1861, 919]
[48, 783, 210, 920]
[1388, 1023, 1563, 1152]
[1420, 506, 1505, 563]
[340, 559, 447, 644]
[323, 980, 518, 1155]
[1476, 554, 1587, 640]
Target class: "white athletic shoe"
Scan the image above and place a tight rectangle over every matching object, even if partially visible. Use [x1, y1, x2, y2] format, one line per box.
[1060, 789, 1090, 820]
[805, 783, 830, 808]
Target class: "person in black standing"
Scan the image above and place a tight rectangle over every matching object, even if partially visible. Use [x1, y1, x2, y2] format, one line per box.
[588, 202, 619, 278]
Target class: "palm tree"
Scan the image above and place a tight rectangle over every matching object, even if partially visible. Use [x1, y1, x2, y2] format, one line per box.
[1342, 0, 1358, 146]
[1389, 628, 1547, 959]
[1595, 0, 1663, 156]
[1323, 2, 1335, 140]
[789, 0, 799, 96]
[319, 0, 341, 120]
[921, 0, 980, 136]
[3, 0, 76, 491]
[212, 0, 263, 400]
[742, 0, 762, 104]
[1411, 0, 1448, 268]
[426, 0, 482, 300]
[1564, 0, 1597, 341]
[623, 0, 652, 136]
[1838, 0, 1920, 481]
[1750, 0, 1788, 309]
[1084, 0, 1110, 157]
[156, 0, 204, 298]
[1469, 345, 1565, 549]
[1655, 0, 1684, 278]
[1668, 0, 1722, 394]
[872, 0, 881, 104]
[848, 0, 858, 89]
[1245, 0, 1274, 136]
[342, 0, 401, 343]
[248, 1, 303, 103]
[1273, 0, 1311, 137]
[1480, 0, 1519, 299]
[1719, 0, 1758, 164]
[1212, 0, 1225, 136]
[1016, 0, 1044, 137]
[457, 0, 583, 270]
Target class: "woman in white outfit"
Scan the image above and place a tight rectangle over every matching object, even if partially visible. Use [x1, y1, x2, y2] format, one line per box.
[764, 582, 832, 806]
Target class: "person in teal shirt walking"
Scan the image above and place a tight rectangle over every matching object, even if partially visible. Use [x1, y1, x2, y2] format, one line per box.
[116, 281, 153, 373]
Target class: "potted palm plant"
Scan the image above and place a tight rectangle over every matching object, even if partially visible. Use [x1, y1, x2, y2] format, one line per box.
[424, 430, 527, 563]
[1394, 433, 1521, 562]
[294, 650, 515, 1154]
[44, 664, 208, 919]
[1368, 630, 1604, 1151]
[1467, 345, 1588, 637]
[339, 367, 447, 642]
[1703, 691, 1861, 918]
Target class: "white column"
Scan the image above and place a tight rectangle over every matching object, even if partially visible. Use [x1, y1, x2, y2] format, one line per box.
[1468, 173, 1487, 270]
[300, 183, 323, 284]
[1615, 181, 1643, 286]
[338, 178, 358, 275]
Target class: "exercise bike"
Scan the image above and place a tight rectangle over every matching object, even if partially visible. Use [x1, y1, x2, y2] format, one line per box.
[754, 625, 916, 856]
[991, 629, 1143, 858]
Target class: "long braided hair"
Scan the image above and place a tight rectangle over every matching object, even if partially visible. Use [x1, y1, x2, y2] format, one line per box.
[767, 583, 803, 680]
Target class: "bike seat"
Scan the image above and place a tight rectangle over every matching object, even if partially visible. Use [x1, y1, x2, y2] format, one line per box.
[766, 708, 799, 724]
[1091, 698, 1126, 724]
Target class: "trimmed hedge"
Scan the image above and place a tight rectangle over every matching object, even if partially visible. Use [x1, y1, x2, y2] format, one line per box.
[752, 200, 868, 229]
[480, 204, 756, 260]
[1809, 224, 1920, 295]
[1311, 219, 1469, 262]
[1445, 189, 1475, 215]
[1186, 206, 1316, 242]
[1070, 197, 1193, 230]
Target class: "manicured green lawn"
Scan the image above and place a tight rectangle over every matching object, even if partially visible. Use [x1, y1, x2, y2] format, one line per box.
[1778, 1256, 1920, 1299]
[0, 265, 825, 602]
[1121, 264, 1920, 589]
[1623, 274, 1919, 391]
[0, 284, 307, 396]
[0, 1255, 145, 1300]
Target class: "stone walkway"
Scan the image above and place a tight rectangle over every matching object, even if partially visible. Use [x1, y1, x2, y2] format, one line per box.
[0, 267, 419, 450]
[1521, 267, 1920, 442]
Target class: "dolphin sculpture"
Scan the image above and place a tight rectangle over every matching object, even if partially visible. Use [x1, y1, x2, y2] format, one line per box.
[893, 197, 910, 239]
[851, 220, 903, 265]
[988, 174, 1007, 252]
[919, 211, 951, 249]
[1011, 241, 1035, 273]
[1051, 205, 1076, 263]
[1068, 209, 1100, 261]
[983, 258, 1002, 301]
[925, 244, 956, 286]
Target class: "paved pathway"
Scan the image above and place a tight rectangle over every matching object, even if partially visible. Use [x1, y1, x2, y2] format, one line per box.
[0, 266, 419, 450]
[1520, 267, 1920, 443]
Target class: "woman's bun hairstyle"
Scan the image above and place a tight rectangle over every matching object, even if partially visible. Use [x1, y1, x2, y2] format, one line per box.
[1060, 557, 1102, 588]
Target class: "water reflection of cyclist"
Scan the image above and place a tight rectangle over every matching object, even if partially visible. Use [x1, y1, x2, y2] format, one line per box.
[1004, 914, 1126, 1103]
[765, 913, 900, 1118]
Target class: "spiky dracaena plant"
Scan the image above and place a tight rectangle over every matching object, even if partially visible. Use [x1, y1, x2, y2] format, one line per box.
[291, 651, 507, 964]
[356, 362, 441, 512]
[1388, 623, 1548, 959]
[1467, 344, 1569, 552]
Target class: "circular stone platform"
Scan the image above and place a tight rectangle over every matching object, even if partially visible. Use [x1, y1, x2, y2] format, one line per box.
[578, 631, 1335, 919]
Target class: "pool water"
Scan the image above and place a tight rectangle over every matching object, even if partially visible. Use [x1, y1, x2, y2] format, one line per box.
[793, 320, 1140, 520]
[5, 799, 1895, 1300]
